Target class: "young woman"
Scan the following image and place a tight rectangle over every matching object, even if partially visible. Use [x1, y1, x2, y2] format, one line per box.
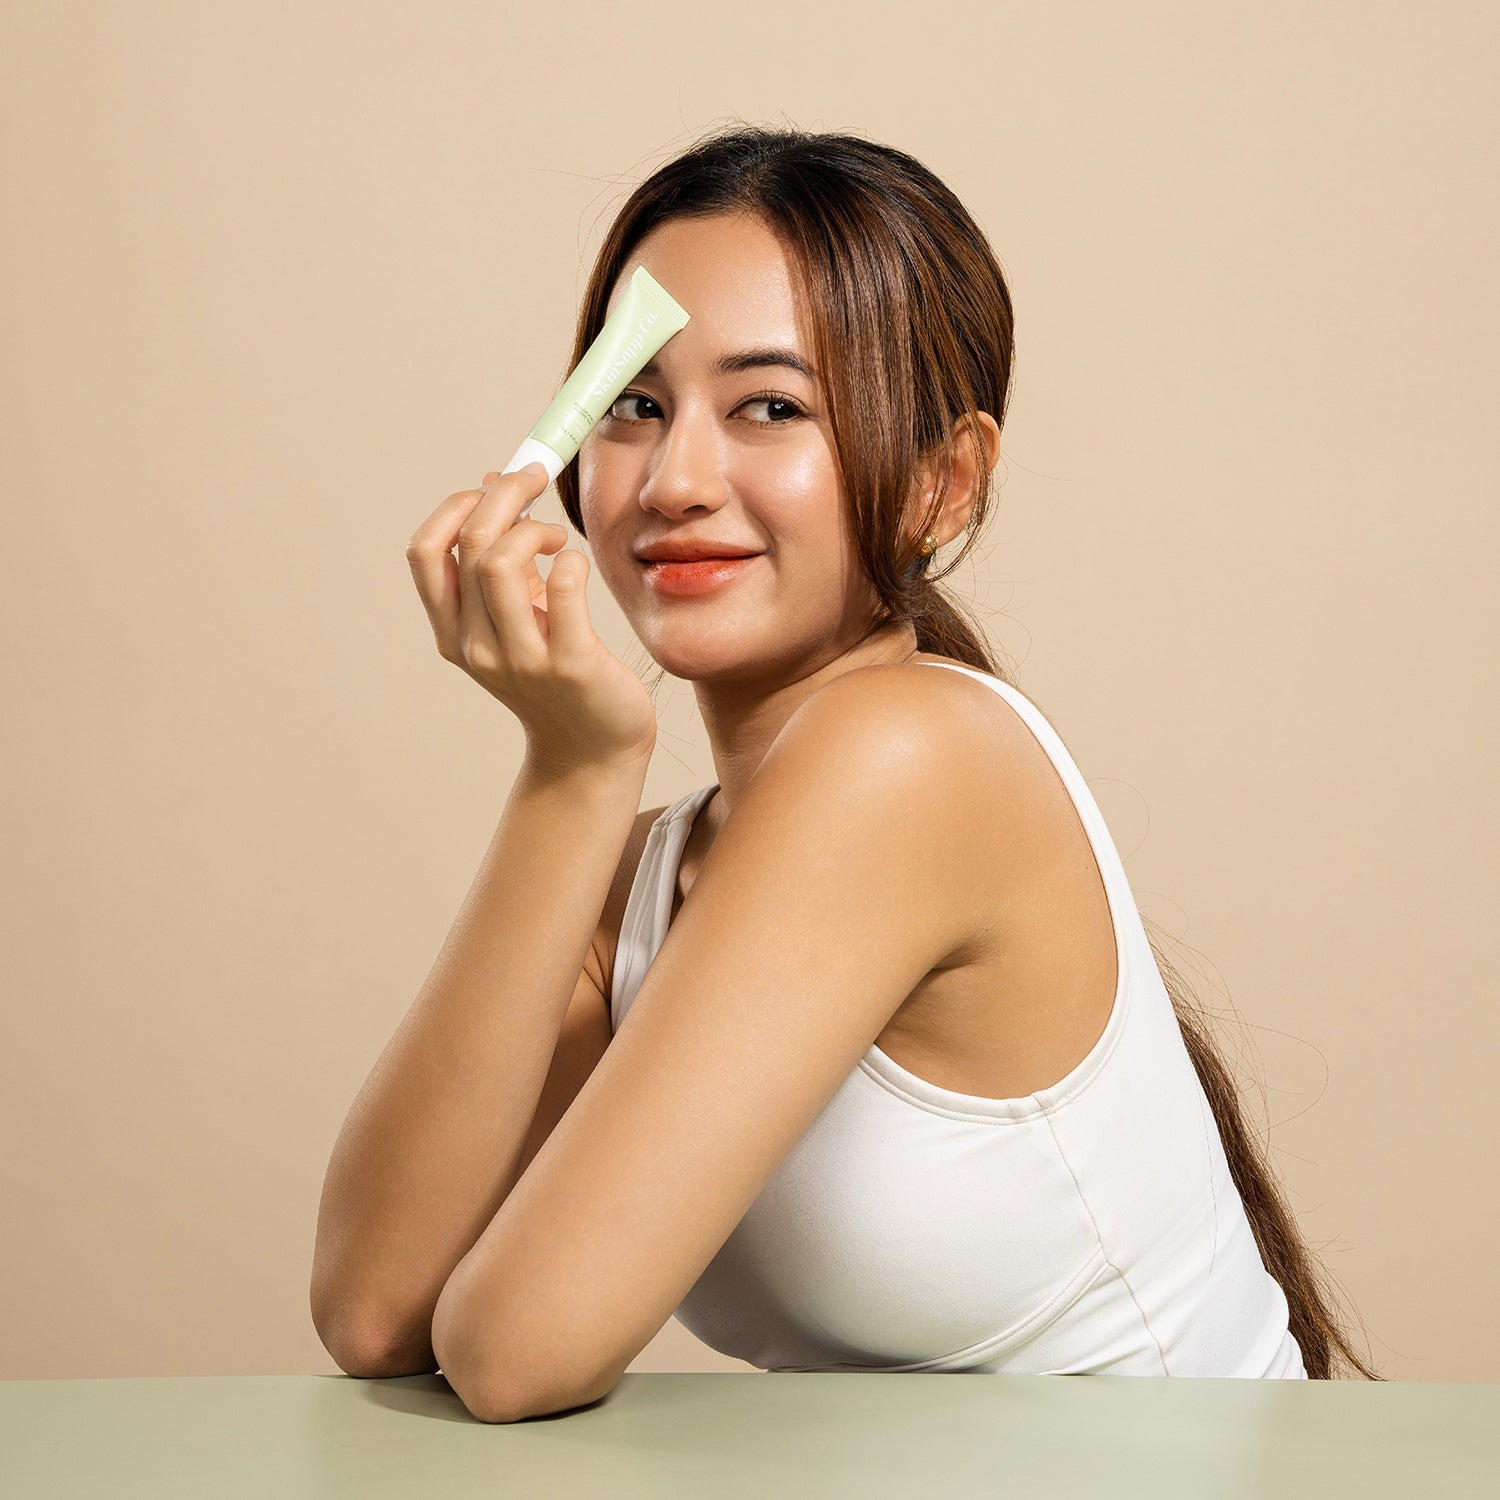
[312, 125, 1377, 1422]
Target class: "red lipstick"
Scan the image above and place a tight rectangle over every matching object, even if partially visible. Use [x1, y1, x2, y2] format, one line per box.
[640, 555, 760, 597]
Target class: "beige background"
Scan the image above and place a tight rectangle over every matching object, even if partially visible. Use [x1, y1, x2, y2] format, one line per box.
[3, 0, 1495, 1384]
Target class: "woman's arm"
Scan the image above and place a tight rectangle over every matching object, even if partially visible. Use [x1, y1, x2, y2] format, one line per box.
[432, 667, 995, 1422]
[309, 749, 650, 1378]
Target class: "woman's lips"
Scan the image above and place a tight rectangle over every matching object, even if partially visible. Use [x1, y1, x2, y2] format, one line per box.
[640, 555, 760, 597]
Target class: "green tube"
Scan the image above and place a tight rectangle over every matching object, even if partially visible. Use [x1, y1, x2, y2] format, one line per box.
[502, 267, 690, 516]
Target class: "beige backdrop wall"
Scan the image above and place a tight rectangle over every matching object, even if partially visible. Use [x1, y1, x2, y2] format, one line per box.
[3, 0, 1495, 1384]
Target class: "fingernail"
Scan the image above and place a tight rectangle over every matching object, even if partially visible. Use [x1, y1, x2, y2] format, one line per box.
[523, 461, 547, 477]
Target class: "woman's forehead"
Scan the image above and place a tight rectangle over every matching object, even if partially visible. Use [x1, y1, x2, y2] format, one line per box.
[606, 214, 812, 343]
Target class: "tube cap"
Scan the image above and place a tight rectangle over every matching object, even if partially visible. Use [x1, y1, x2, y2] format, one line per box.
[501, 435, 566, 484]
[498, 437, 565, 522]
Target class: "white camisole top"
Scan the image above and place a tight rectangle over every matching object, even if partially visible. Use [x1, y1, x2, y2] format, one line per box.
[610, 661, 1307, 1377]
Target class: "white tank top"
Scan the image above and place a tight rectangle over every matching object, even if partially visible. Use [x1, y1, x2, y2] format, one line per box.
[610, 662, 1307, 1377]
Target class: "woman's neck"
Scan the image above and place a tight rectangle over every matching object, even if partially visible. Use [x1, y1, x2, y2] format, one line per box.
[690, 621, 925, 825]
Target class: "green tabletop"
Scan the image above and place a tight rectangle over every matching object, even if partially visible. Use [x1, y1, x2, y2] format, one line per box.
[2, 1372, 1494, 1497]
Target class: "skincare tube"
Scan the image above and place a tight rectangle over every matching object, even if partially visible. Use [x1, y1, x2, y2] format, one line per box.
[500, 266, 690, 519]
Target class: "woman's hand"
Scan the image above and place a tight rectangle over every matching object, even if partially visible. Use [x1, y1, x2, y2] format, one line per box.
[406, 464, 657, 770]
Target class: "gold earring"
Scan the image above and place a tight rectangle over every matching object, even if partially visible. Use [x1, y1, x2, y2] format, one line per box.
[918, 532, 940, 557]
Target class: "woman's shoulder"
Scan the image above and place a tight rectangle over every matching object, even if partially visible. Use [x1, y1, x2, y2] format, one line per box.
[797, 655, 1036, 772]
[792, 656, 1075, 879]
[763, 658, 1038, 868]
[682, 662, 1035, 987]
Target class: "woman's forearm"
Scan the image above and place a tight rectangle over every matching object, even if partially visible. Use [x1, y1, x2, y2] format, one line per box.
[309, 749, 650, 1376]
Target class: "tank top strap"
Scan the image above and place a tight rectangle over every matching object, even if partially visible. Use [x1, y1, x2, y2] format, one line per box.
[610, 781, 720, 1032]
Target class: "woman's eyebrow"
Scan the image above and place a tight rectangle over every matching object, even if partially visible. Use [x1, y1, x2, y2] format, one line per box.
[637, 347, 818, 381]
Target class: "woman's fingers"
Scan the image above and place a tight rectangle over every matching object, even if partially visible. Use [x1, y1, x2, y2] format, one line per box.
[407, 466, 654, 761]
[406, 489, 481, 662]
[407, 464, 550, 663]
[454, 464, 549, 568]
[471, 516, 568, 669]
[542, 544, 592, 663]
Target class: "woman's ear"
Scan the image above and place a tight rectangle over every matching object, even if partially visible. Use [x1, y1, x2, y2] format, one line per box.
[906, 411, 1002, 549]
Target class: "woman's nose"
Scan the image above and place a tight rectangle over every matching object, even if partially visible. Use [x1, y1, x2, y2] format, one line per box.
[637, 404, 730, 515]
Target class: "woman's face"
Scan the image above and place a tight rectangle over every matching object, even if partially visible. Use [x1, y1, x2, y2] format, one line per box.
[577, 211, 882, 684]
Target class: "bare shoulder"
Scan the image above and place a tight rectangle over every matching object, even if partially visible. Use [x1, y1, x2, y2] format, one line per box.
[722, 660, 1037, 969]
[799, 657, 1083, 898]
[783, 657, 1035, 787]
[818, 658, 1068, 806]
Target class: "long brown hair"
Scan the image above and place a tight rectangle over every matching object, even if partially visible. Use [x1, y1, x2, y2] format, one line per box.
[556, 122, 1379, 1380]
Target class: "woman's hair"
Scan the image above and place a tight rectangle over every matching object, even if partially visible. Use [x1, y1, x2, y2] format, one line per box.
[555, 122, 1379, 1380]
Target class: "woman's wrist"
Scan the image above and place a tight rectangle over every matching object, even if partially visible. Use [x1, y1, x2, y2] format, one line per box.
[519, 737, 655, 790]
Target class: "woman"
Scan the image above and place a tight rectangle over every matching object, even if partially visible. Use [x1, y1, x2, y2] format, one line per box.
[312, 124, 1377, 1422]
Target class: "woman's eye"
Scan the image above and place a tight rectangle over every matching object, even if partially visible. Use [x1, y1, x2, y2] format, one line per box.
[740, 395, 802, 425]
[607, 392, 659, 422]
[604, 392, 803, 425]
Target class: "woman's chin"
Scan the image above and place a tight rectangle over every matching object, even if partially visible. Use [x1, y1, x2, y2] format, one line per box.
[640, 638, 749, 682]
[632, 617, 782, 681]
